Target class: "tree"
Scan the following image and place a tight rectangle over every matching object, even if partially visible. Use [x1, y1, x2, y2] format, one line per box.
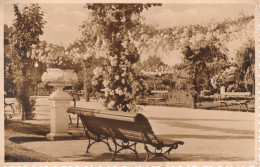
[4, 24, 16, 97]
[9, 4, 46, 120]
[182, 44, 228, 108]
[134, 15, 254, 108]
[85, 4, 160, 112]
[235, 39, 255, 93]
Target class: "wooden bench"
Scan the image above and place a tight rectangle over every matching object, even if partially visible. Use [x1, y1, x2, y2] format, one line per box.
[67, 107, 184, 161]
[4, 98, 15, 120]
[147, 90, 168, 104]
[147, 97, 166, 104]
[217, 92, 251, 112]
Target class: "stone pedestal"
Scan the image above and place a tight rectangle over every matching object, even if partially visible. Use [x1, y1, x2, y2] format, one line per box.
[42, 68, 78, 140]
[46, 86, 72, 140]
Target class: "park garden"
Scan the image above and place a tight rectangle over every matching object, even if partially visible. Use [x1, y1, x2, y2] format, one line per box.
[3, 3, 256, 162]
[4, 4, 255, 119]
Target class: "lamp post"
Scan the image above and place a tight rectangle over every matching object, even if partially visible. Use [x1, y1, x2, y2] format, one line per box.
[34, 61, 39, 96]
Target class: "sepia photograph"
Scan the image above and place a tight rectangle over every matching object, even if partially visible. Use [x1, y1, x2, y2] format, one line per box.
[2, 0, 258, 166]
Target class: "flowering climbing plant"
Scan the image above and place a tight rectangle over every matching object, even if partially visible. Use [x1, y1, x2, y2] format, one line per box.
[27, 42, 92, 69]
[85, 4, 160, 112]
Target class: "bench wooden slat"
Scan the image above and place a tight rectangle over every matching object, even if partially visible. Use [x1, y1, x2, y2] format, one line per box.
[151, 90, 168, 94]
[222, 92, 251, 96]
[68, 107, 137, 117]
[112, 128, 143, 142]
[147, 98, 165, 100]
[230, 100, 248, 104]
[68, 107, 136, 122]
[80, 116, 110, 137]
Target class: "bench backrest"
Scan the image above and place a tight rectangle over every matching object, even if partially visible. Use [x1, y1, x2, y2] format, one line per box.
[67, 107, 159, 145]
[80, 114, 110, 138]
[151, 90, 168, 94]
[218, 92, 252, 102]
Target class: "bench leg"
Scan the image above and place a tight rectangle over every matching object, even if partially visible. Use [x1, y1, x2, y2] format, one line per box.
[224, 103, 228, 111]
[86, 137, 113, 153]
[144, 144, 179, 161]
[245, 104, 249, 112]
[68, 115, 72, 124]
[85, 131, 113, 153]
[4, 104, 15, 119]
[111, 139, 139, 161]
[10, 105, 15, 115]
[241, 103, 249, 112]
[219, 103, 223, 110]
[76, 114, 80, 127]
[80, 118, 113, 153]
[86, 138, 95, 153]
[219, 102, 228, 111]
[220, 102, 228, 111]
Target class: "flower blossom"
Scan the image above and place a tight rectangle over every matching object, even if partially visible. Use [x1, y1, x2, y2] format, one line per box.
[103, 79, 110, 87]
[115, 75, 120, 80]
[108, 100, 115, 109]
[115, 88, 124, 96]
[92, 78, 98, 86]
[121, 40, 129, 48]
[93, 67, 103, 77]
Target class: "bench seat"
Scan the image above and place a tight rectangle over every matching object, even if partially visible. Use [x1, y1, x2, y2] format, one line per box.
[217, 92, 251, 112]
[147, 98, 166, 104]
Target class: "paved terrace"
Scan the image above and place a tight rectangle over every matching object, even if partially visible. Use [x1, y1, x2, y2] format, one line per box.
[7, 99, 256, 162]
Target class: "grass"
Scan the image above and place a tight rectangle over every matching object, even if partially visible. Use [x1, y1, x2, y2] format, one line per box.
[4, 120, 59, 162]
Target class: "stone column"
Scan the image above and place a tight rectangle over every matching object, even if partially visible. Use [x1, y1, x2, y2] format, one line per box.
[46, 86, 72, 140]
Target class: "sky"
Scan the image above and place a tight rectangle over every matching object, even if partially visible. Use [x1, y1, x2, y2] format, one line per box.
[3, 3, 255, 66]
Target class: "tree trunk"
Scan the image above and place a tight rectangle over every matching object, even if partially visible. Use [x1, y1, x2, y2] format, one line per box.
[21, 69, 26, 121]
[192, 94, 198, 109]
[85, 90, 90, 102]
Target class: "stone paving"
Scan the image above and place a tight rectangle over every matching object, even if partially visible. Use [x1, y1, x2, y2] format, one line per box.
[7, 99, 256, 162]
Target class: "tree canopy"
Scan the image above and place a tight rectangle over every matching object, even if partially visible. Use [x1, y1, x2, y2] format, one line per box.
[9, 3, 46, 120]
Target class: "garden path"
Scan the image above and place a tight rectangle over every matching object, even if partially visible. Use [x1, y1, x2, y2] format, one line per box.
[17, 99, 255, 162]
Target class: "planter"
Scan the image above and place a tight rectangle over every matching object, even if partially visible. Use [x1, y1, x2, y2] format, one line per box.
[42, 68, 77, 86]
[42, 68, 78, 97]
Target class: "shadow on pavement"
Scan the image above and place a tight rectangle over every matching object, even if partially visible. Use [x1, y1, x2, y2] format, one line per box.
[59, 152, 183, 162]
[160, 134, 254, 140]
[9, 136, 48, 144]
[58, 152, 251, 162]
